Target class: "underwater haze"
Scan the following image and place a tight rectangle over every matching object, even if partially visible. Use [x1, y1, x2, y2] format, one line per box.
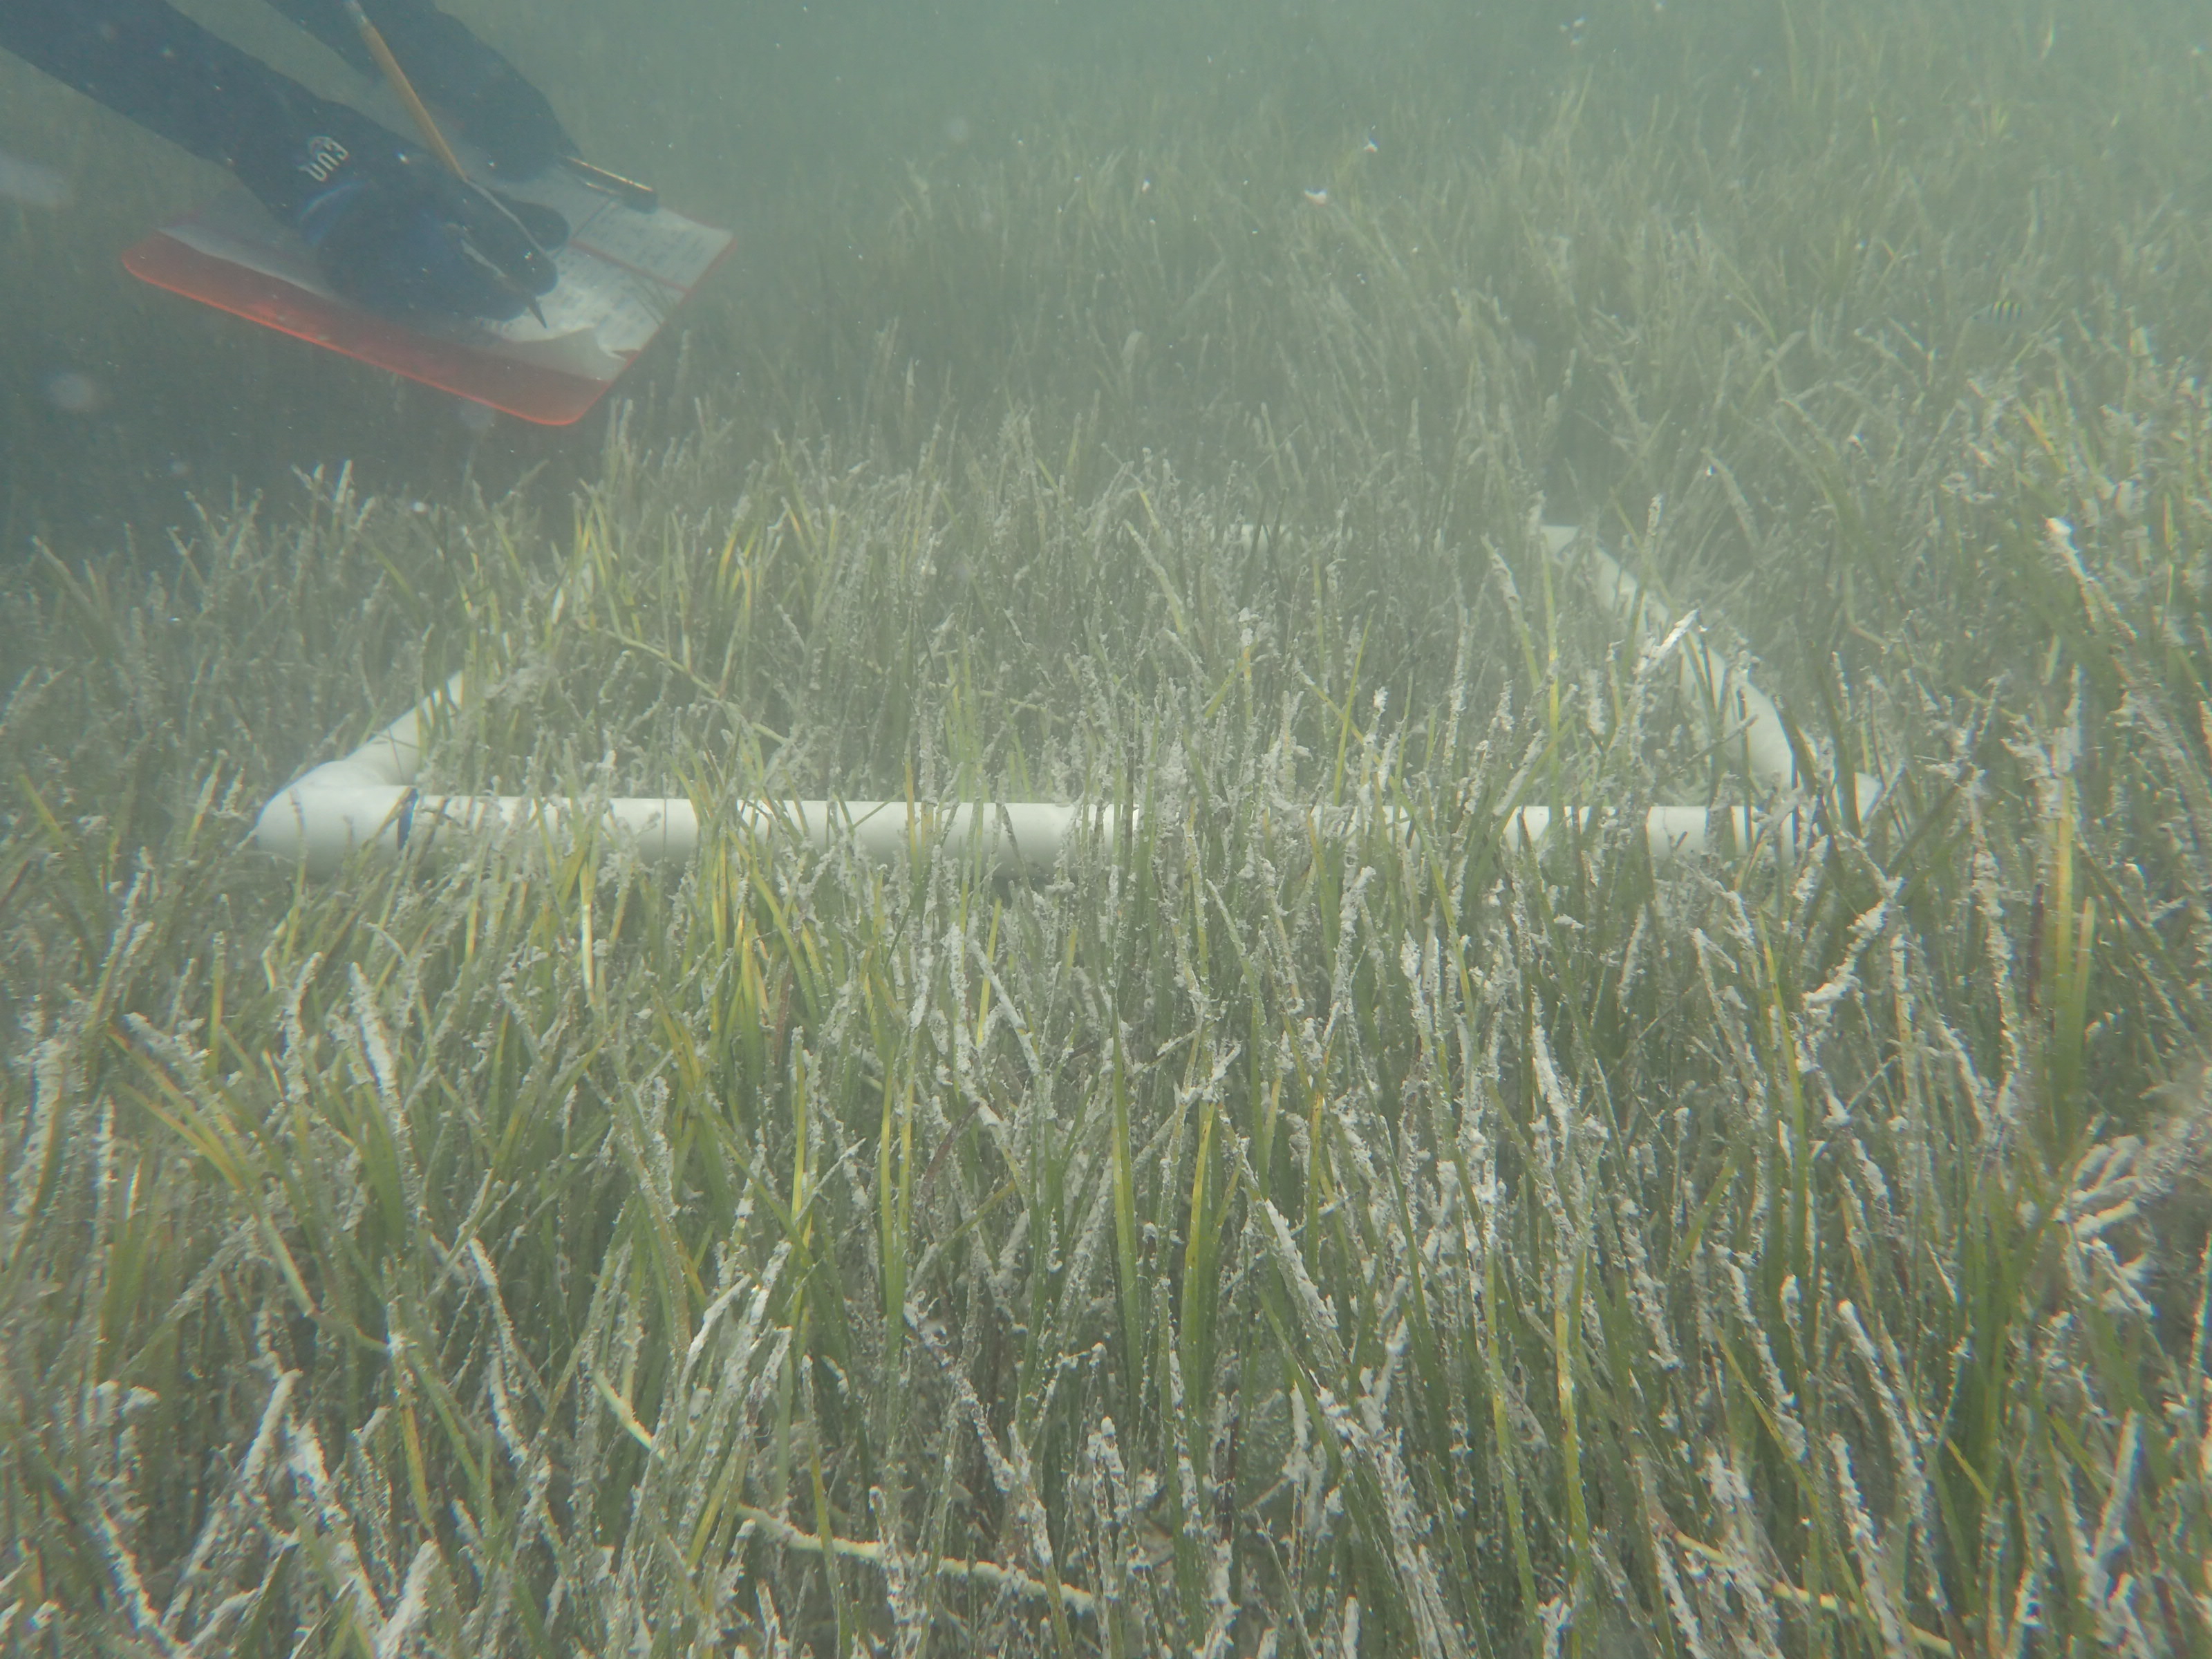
[8, 0, 2212, 1653]
[1, 0, 1545, 550]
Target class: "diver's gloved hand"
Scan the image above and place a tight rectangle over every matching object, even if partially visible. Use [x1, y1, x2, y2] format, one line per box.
[234, 99, 565, 321]
[364, 5, 577, 178]
[302, 147, 565, 321]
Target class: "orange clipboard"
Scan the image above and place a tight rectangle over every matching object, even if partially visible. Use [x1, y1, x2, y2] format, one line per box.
[123, 165, 730, 426]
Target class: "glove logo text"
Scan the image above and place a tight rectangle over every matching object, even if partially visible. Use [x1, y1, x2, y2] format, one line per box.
[301, 135, 350, 183]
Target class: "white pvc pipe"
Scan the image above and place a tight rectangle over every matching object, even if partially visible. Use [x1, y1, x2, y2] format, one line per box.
[1508, 801, 1828, 863]
[1543, 523, 1802, 790]
[253, 529, 1880, 877]
[252, 679, 1112, 877]
[254, 673, 455, 876]
[1539, 523, 1882, 831]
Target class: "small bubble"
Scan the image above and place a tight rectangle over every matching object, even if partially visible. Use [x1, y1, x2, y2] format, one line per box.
[1303, 187, 1329, 205]
[0, 149, 71, 209]
[409, 500, 429, 514]
[41, 370, 104, 414]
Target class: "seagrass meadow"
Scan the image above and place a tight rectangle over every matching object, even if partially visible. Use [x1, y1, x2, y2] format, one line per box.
[10, 0, 2212, 1652]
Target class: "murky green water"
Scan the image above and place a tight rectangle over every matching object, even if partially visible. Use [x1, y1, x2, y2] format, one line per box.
[10, 5, 2212, 1652]
[1, 0, 1733, 554]
[10, 0, 2211, 559]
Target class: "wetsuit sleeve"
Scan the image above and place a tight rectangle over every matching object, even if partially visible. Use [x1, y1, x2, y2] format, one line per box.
[259, 0, 561, 164]
[0, 0, 345, 210]
[260, 0, 469, 86]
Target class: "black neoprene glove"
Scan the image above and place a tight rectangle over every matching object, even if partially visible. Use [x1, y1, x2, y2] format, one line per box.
[242, 99, 565, 321]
